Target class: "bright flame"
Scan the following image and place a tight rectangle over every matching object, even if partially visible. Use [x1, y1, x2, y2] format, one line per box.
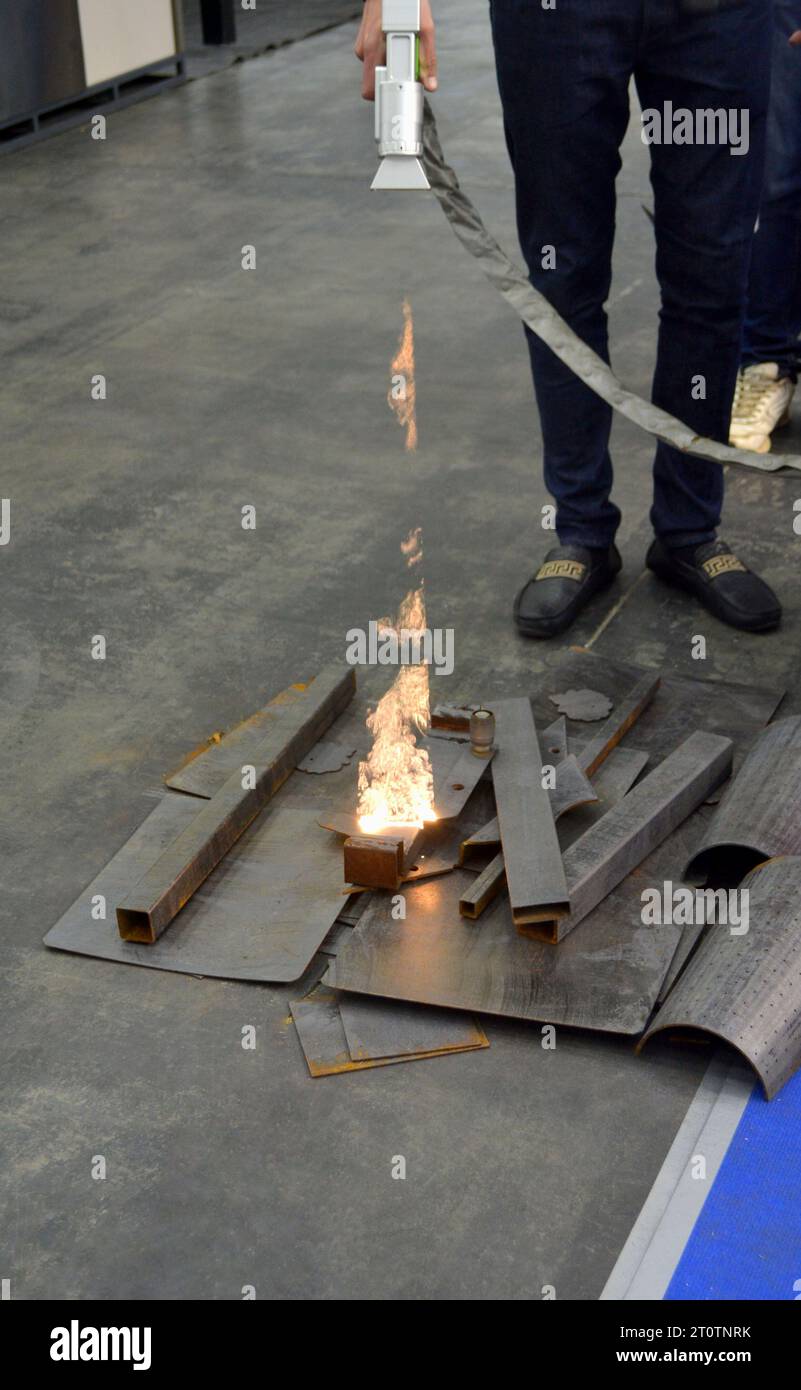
[387, 297, 417, 451]
[357, 537, 436, 832]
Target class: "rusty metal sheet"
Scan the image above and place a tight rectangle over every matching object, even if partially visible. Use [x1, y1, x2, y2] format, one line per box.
[338, 994, 488, 1063]
[298, 740, 356, 774]
[117, 665, 356, 941]
[44, 802, 347, 982]
[336, 893, 373, 927]
[641, 857, 801, 1099]
[334, 811, 706, 1036]
[432, 741, 496, 820]
[318, 735, 492, 882]
[532, 649, 784, 782]
[318, 920, 354, 958]
[318, 735, 490, 835]
[290, 983, 487, 1076]
[541, 715, 568, 763]
[684, 717, 801, 885]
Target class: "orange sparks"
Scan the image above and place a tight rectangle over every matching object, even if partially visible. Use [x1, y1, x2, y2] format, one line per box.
[387, 297, 417, 451]
[400, 525, 423, 568]
[357, 534, 435, 833]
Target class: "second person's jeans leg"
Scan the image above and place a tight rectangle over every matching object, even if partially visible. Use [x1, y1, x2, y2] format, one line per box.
[637, 0, 771, 547]
[741, 0, 801, 376]
[489, 0, 636, 548]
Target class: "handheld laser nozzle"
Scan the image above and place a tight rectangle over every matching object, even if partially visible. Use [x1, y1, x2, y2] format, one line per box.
[372, 0, 430, 191]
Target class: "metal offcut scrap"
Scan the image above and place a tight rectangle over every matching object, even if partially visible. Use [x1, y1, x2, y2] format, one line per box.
[549, 688, 614, 722]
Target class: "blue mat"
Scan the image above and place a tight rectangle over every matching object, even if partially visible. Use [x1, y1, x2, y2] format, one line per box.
[666, 1069, 801, 1300]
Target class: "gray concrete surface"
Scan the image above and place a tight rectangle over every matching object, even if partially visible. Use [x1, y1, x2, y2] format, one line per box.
[2, 1, 799, 1300]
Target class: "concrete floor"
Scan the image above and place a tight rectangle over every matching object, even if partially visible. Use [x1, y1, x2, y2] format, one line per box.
[3, 1, 800, 1300]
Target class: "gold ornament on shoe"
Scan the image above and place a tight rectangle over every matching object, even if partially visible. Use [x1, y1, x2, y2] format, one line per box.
[535, 559, 586, 582]
[701, 553, 747, 580]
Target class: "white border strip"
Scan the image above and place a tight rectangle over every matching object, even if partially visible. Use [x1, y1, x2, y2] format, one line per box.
[601, 1052, 754, 1300]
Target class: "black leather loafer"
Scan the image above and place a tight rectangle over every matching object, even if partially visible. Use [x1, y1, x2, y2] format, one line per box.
[513, 543, 622, 639]
[646, 538, 781, 632]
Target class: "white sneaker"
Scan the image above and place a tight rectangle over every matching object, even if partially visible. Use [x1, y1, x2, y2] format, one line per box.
[729, 362, 794, 453]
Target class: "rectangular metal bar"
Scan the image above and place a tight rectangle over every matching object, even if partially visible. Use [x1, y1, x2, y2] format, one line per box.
[460, 745, 650, 913]
[343, 834, 404, 891]
[521, 730, 733, 944]
[164, 681, 308, 798]
[488, 697, 568, 929]
[577, 673, 661, 777]
[46, 802, 351, 983]
[117, 665, 356, 942]
[459, 852, 505, 919]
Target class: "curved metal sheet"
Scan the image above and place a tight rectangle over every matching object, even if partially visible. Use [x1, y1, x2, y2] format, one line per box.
[641, 857, 801, 1099]
[684, 717, 801, 885]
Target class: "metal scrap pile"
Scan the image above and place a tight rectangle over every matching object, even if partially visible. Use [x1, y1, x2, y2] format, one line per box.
[44, 649, 801, 1097]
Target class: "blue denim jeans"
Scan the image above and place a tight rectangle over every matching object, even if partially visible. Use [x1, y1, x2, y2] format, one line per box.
[741, 0, 801, 377]
[489, 0, 771, 549]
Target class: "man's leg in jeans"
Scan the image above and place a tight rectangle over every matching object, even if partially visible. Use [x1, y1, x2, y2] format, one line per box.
[741, 0, 801, 375]
[636, 0, 770, 550]
[489, 0, 635, 550]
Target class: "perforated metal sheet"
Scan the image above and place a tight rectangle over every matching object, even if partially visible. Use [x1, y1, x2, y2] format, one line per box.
[642, 857, 801, 1099]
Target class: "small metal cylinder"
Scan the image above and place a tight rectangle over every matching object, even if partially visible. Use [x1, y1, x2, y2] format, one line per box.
[470, 708, 495, 758]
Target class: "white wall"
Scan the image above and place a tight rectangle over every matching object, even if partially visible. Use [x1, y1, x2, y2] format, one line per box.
[77, 0, 177, 86]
